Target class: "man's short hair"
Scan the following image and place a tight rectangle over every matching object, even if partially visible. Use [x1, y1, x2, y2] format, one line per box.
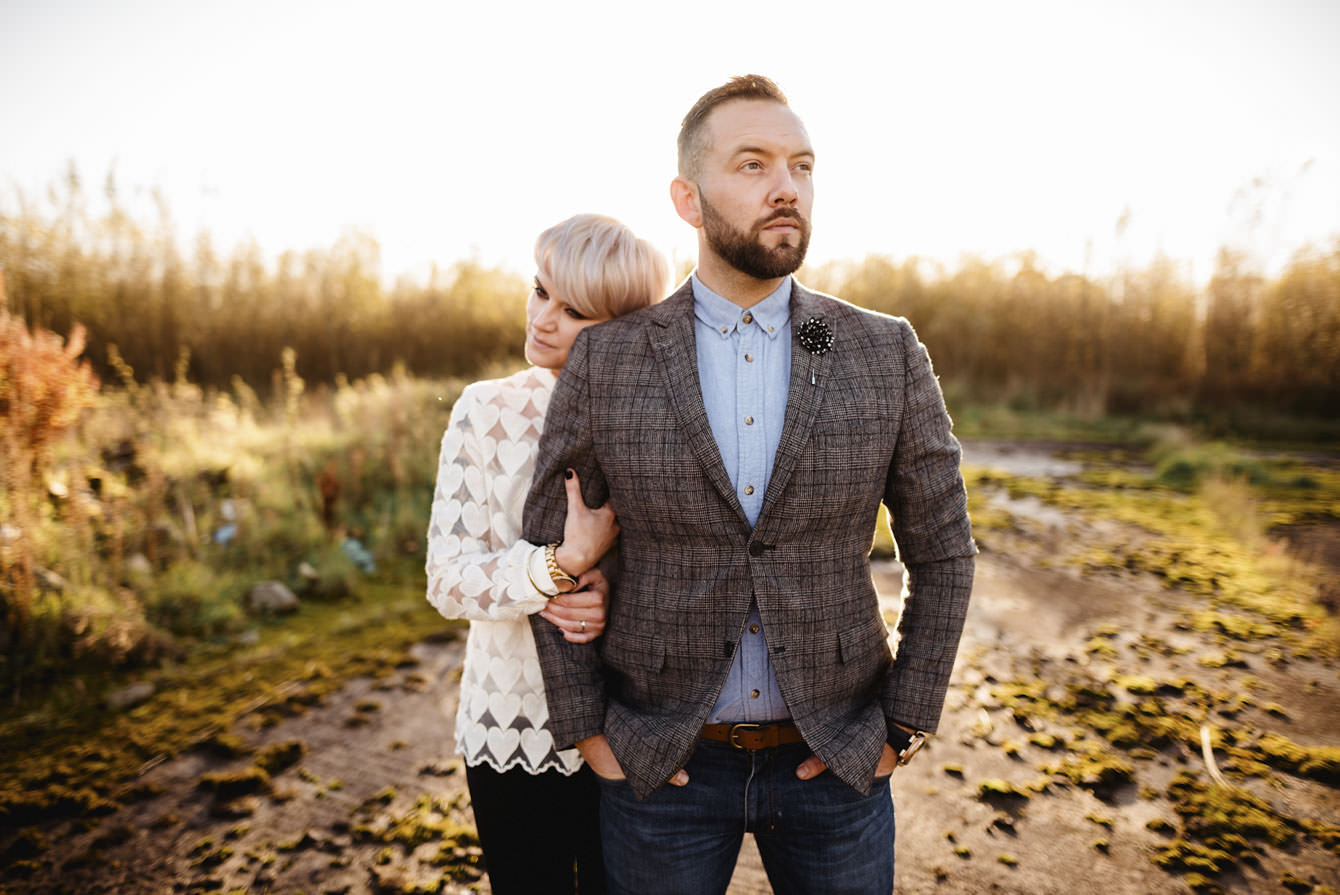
[534, 214, 670, 320]
[677, 74, 789, 181]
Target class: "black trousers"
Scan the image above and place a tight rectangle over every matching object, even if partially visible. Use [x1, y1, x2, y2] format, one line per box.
[464, 760, 605, 895]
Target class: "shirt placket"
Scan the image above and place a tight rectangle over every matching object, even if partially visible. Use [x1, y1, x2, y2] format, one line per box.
[737, 314, 766, 524]
[736, 313, 778, 719]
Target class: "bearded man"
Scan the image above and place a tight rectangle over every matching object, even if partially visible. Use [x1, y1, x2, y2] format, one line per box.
[523, 74, 976, 895]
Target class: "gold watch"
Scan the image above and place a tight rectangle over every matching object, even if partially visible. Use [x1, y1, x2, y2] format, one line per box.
[545, 542, 578, 593]
[888, 726, 928, 766]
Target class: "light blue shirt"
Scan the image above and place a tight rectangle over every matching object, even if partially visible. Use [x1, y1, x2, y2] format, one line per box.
[692, 274, 792, 723]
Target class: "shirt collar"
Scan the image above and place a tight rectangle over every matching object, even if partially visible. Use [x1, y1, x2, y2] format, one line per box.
[691, 274, 792, 341]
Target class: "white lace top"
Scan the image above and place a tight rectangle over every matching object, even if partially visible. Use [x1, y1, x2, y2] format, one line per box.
[426, 366, 583, 775]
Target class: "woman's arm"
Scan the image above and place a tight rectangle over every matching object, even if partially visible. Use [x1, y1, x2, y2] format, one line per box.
[425, 387, 552, 622]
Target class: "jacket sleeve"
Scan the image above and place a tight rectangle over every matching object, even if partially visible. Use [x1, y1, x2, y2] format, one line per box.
[881, 321, 977, 733]
[522, 331, 610, 748]
[425, 385, 550, 622]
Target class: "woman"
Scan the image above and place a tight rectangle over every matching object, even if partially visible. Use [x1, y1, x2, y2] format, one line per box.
[425, 213, 669, 894]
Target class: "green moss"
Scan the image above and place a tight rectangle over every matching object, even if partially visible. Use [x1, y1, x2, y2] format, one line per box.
[194, 731, 251, 759]
[277, 831, 319, 852]
[1167, 772, 1295, 856]
[254, 739, 305, 775]
[1043, 746, 1134, 793]
[197, 765, 271, 800]
[997, 853, 1018, 867]
[941, 764, 964, 778]
[1282, 872, 1315, 893]
[1258, 733, 1340, 784]
[976, 778, 1031, 800]
[1154, 839, 1232, 874]
[1183, 873, 1226, 895]
[1301, 819, 1340, 857]
[1114, 675, 1159, 695]
[953, 846, 972, 859]
[0, 585, 459, 830]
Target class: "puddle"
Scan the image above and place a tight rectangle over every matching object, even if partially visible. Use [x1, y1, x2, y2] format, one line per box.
[960, 440, 1085, 478]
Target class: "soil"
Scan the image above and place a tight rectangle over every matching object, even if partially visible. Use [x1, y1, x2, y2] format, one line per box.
[5, 442, 1338, 895]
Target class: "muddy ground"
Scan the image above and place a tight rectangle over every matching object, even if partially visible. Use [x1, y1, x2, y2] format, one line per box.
[6, 442, 1338, 894]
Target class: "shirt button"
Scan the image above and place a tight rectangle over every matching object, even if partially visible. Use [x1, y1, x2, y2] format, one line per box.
[744, 485, 754, 495]
[751, 689, 761, 699]
[768, 325, 775, 333]
[744, 416, 754, 426]
[742, 313, 754, 324]
[749, 624, 760, 634]
[721, 326, 729, 334]
[744, 353, 754, 362]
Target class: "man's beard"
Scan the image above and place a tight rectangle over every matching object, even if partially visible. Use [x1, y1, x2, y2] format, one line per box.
[700, 190, 810, 280]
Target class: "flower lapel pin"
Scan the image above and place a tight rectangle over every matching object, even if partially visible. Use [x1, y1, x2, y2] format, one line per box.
[797, 317, 834, 356]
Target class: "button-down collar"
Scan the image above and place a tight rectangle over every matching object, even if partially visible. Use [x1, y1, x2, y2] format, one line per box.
[691, 274, 791, 341]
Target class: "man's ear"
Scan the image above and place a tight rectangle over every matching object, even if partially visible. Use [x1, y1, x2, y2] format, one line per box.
[670, 176, 702, 228]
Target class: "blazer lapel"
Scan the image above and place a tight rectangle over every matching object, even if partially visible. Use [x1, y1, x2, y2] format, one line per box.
[647, 283, 749, 525]
[759, 282, 833, 521]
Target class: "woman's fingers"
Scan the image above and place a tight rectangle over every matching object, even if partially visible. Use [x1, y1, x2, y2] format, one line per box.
[549, 590, 602, 609]
[539, 608, 604, 642]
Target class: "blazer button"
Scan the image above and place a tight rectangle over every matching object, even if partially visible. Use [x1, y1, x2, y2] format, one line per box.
[749, 542, 765, 557]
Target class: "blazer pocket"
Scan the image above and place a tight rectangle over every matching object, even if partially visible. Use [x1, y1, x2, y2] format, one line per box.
[811, 415, 895, 437]
[837, 619, 895, 666]
[600, 635, 666, 674]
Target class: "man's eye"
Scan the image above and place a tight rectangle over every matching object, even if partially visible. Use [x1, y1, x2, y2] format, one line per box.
[742, 160, 762, 171]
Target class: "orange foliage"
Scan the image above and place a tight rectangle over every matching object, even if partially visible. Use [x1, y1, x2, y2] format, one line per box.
[0, 295, 100, 465]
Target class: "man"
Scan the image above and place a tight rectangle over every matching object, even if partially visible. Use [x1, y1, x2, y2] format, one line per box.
[522, 75, 976, 894]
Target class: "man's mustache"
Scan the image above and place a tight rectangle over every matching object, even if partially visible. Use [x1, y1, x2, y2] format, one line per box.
[760, 208, 806, 226]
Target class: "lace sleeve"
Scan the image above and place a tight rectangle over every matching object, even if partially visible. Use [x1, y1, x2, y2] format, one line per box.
[425, 387, 549, 621]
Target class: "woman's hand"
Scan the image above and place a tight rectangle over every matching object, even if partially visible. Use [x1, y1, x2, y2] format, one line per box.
[554, 469, 618, 577]
[540, 568, 609, 643]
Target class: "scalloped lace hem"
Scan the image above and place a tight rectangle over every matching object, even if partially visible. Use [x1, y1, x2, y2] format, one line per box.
[459, 748, 583, 777]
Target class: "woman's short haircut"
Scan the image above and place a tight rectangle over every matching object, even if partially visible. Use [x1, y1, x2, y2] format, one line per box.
[534, 214, 670, 320]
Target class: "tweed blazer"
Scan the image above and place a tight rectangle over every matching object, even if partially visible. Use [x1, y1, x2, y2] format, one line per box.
[523, 279, 976, 799]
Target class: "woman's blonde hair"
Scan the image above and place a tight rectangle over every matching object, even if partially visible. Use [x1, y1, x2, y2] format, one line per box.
[534, 214, 670, 319]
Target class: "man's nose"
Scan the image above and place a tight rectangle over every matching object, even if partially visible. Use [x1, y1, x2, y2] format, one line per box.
[770, 170, 799, 205]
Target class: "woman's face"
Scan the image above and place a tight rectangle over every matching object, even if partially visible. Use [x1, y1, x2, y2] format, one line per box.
[524, 271, 610, 371]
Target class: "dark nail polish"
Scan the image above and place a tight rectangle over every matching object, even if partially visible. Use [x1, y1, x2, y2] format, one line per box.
[564, 469, 574, 479]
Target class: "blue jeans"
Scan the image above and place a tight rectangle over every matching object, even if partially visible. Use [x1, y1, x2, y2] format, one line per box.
[598, 739, 894, 895]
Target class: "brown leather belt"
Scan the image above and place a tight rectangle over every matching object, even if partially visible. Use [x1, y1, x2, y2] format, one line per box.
[700, 721, 804, 750]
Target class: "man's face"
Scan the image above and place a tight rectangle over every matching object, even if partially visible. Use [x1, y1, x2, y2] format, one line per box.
[693, 99, 814, 279]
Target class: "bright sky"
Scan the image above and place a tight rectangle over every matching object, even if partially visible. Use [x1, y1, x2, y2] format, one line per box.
[3, 0, 1338, 286]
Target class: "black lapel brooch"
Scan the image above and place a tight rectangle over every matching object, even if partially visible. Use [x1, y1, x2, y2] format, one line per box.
[797, 317, 834, 355]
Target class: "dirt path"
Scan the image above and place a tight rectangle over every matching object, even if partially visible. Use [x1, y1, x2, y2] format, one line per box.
[8, 444, 1339, 895]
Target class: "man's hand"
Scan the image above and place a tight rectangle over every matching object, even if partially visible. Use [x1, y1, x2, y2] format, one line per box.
[577, 733, 625, 781]
[796, 743, 900, 780]
[577, 733, 689, 786]
[540, 568, 608, 643]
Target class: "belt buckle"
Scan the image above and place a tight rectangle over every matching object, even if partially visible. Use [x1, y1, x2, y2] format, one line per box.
[728, 722, 764, 749]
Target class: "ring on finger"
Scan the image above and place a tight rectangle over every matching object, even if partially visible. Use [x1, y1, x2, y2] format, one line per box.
[580, 619, 587, 632]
